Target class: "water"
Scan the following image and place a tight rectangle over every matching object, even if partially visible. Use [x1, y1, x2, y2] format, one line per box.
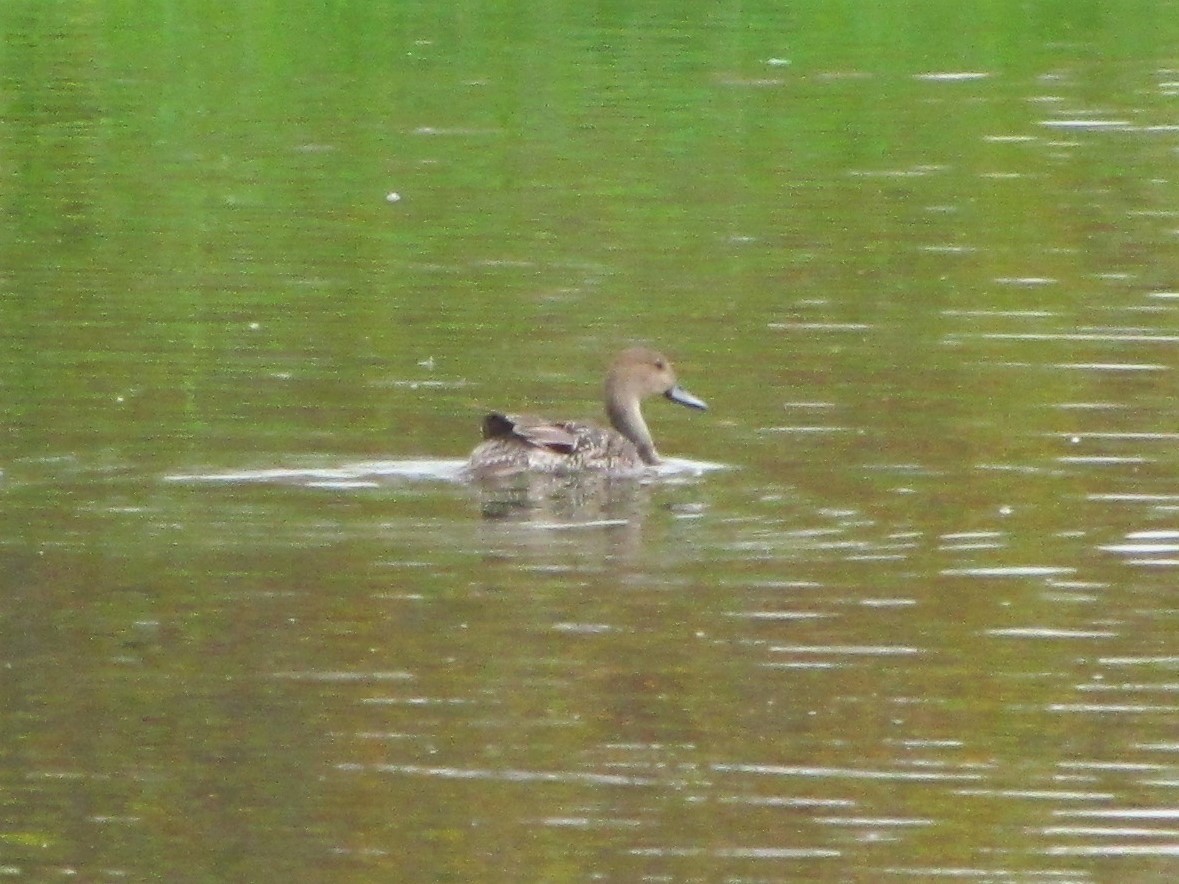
[3, 1, 1179, 880]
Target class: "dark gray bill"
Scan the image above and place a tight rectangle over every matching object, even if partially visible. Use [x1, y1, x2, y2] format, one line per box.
[665, 384, 708, 411]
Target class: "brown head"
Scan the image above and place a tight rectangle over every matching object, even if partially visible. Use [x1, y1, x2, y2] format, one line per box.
[604, 347, 708, 464]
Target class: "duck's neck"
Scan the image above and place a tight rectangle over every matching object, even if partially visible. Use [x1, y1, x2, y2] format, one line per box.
[606, 388, 660, 465]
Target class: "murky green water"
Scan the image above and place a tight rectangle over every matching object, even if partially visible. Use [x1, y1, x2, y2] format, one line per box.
[3, 1, 1179, 880]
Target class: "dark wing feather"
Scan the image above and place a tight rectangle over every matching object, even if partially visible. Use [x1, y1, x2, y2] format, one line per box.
[481, 412, 579, 453]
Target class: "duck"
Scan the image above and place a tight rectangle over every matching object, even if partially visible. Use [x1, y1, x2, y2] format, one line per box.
[466, 346, 708, 479]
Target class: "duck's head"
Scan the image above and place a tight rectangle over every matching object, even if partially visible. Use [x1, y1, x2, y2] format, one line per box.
[603, 347, 708, 465]
[607, 347, 709, 412]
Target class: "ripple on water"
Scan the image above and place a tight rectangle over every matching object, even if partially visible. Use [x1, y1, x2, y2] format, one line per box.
[914, 71, 991, 81]
[768, 321, 875, 331]
[964, 331, 1179, 343]
[536, 816, 642, 830]
[1058, 455, 1151, 465]
[1039, 118, 1133, 130]
[162, 459, 469, 485]
[1099, 530, 1179, 567]
[712, 761, 984, 784]
[767, 644, 925, 657]
[1055, 361, 1170, 372]
[627, 847, 842, 859]
[339, 762, 661, 788]
[941, 566, 1075, 578]
[162, 456, 727, 487]
[1042, 804, 1179, 858]
[993, 276, 1057, 285]
[727, 611, 833, 622]
[269, 670, 414, 682]
[986, 627, 1117, 639]
[938, 530, 1005, 552]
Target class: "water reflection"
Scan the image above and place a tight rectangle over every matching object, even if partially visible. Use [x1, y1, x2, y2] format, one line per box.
[475, 473, 651, 523]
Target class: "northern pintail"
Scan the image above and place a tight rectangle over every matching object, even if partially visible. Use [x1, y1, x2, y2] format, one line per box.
[466, 347, 708, 478]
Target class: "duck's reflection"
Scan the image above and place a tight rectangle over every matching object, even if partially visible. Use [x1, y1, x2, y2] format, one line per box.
[469, 472, 671, 567]
[474, 471, 655, 523]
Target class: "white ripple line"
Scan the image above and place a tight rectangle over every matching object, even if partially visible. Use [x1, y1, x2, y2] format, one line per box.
[713, 762, 983, 782]
[340, 762, 659, 787]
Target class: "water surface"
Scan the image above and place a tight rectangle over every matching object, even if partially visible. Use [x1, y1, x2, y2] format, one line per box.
[2, 1, 1179, 881]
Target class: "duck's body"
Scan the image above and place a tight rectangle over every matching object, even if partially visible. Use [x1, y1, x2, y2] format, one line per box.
[466, 347, 708, 479]
[470, 412, 652, 477]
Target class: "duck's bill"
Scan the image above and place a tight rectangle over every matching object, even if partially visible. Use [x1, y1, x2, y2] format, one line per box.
[665, 384, 708, 411]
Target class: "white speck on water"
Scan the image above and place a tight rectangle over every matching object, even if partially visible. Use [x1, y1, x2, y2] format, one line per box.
[987, 627, 1116, 638]
[943, 565, 1074, 577]
[915, 71, 991, 81]
[994, 276, 1057, 286]
[1040, 119, 1132, 130]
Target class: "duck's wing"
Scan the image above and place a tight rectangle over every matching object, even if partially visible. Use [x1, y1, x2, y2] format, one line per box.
[481, 412, 579, 454]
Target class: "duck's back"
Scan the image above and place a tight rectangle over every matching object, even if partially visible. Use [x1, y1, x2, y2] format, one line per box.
[467, 412, 644, 478]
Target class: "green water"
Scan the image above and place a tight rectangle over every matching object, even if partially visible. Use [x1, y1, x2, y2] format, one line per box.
[3, 2, 1179, 881]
